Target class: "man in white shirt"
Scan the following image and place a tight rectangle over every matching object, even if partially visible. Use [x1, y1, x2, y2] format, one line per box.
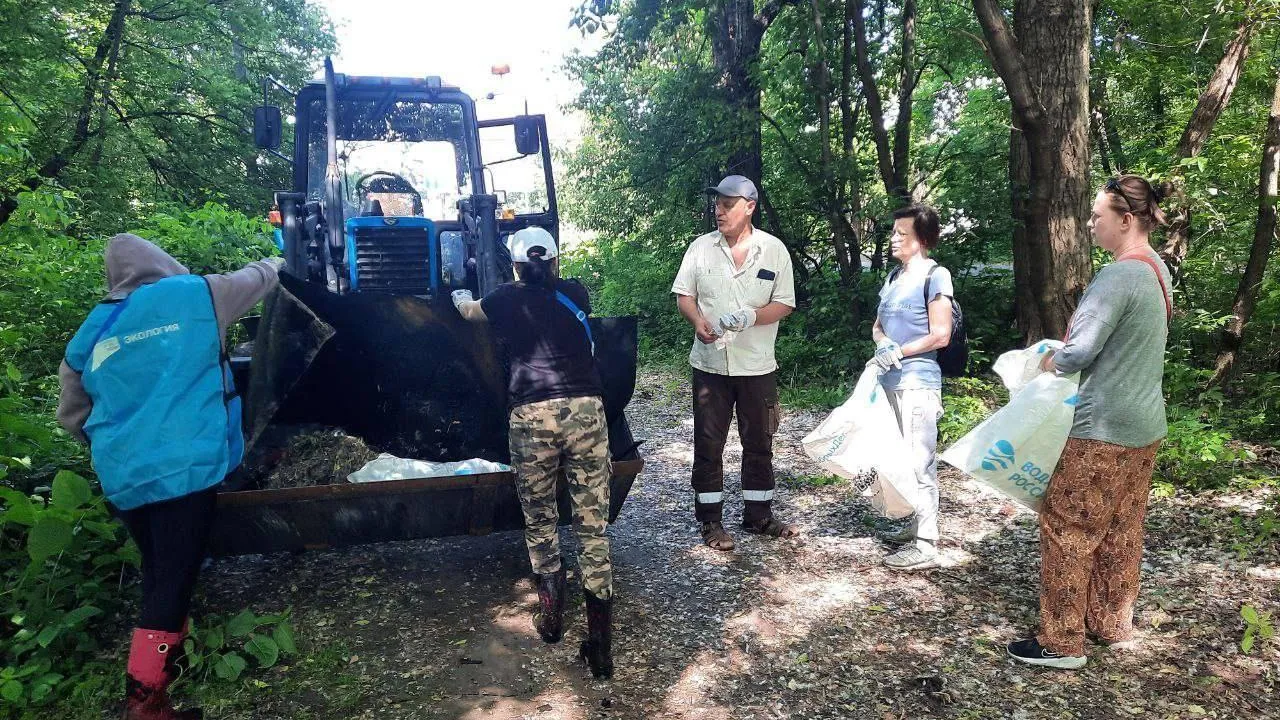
[670, 175, 798, 551]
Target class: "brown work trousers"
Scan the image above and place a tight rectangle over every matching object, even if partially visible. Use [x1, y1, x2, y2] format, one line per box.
[1037, 437, 1162, 656]
[692, 368, 780, 525]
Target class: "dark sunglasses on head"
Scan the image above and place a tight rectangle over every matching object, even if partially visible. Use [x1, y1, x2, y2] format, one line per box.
[1105, 177, 1138, 213]
[1105, 176, 1163, 210]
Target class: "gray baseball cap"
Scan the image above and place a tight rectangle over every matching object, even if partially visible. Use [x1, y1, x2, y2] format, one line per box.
[704, 175, 758, 202]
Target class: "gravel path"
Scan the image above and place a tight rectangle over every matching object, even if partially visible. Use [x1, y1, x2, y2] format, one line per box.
[198, 368, 1280, 720]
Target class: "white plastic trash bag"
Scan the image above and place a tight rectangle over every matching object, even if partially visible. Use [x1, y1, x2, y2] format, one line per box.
[940, 341, 1078, 512]
[348, 454, 512, 483]
[802, 365, 918, 519]
[994, 339, 1062, 394]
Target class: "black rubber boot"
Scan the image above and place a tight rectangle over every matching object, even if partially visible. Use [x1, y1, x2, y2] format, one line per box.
[579, 589, 613, 679]
[533, 568, 566, 643]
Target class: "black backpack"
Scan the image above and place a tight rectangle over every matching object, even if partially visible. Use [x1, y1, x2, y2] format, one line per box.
[925, 266, 968, 377]
[890, 264, 968, 377]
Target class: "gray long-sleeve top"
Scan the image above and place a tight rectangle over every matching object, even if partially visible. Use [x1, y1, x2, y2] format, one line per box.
[56, 233, 280, 443]
[1053, 251, 1171, 448]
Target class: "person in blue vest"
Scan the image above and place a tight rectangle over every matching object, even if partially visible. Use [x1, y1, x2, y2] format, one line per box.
[450, 226, 616, 680]
[57, 233, 282, 720]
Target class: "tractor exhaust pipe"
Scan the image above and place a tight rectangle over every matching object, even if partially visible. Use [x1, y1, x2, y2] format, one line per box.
[323, 57, 348, 293]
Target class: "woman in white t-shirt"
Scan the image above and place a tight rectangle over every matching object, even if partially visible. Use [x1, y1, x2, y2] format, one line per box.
[869, 204, 954, 571]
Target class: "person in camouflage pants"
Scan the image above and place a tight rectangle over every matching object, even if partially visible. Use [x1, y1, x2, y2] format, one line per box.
[452, 227, 616, 679]
[509, 396, 613, 599]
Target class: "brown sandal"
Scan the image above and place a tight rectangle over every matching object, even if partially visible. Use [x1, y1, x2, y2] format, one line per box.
[741, 516, 799, 538]
[700, 521, 736, 551]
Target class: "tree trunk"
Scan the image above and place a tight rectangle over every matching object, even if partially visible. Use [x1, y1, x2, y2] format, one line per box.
[974, 0, 1093, 341]
[1159, 17, 1256, 282]
[809, 0, 864, 330]
[838, 0, 860, 279]
[810, 1, 846, 276]
[1211, 70, 1280, 385]
[1009, 126, 1042, 338]
[0, 0, 131, 227]
[892, 0, 916, 198]
[851, 0, 911, 206]
[89, 7, 129, 171]
[709, 0, 797, 232]
[1090, 72, 1127, 174]
[711, 0, 766, 184]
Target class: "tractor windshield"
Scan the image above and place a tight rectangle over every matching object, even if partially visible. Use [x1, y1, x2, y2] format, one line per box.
[304, 97, 473, 221]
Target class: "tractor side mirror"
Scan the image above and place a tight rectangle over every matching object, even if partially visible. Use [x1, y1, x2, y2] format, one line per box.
[254, 105, 283, 150]
[513, 117, 540, 156]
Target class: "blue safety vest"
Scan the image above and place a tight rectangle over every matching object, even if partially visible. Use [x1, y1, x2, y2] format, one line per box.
[64, 275, 242, 510]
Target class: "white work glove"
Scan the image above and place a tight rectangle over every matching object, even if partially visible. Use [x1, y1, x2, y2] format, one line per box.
[451, 289, 474, 312]
[263, 256, 286, 271]
[716, 308, 757, 335]
[872, 339, 904, 370]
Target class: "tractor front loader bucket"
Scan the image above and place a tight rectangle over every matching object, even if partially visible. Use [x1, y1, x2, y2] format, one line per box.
[211, 273, 642, 556]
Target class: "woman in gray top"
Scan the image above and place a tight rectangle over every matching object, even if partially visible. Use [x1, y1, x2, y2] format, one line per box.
[1007, 175, 1172, 670]
[869, 204, 955, 571]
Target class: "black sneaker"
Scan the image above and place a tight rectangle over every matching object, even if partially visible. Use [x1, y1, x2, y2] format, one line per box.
[1006, 638, 1086, 669]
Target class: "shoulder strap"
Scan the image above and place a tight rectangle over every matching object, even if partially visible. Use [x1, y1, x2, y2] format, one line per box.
[1066, 253, 1172, 341]
[554, 289, 595, 355]
[1119, 252, 1173, 323]
[923, 264, 939, 304]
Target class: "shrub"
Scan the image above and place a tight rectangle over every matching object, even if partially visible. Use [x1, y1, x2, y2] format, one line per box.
[0, 472, 138, 711]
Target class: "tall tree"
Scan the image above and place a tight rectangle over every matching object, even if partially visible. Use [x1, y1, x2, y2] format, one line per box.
[1212, 67, 1280, 383]
[710, 0, 800, 184]
[972, 0, 1094, 341]
[0, 0, 132, 227]
[851, 0, 916, 209]
[1158, 15, 1258, 283]
[1089, 16, 1128, 177]
[802, 0, 866, 325]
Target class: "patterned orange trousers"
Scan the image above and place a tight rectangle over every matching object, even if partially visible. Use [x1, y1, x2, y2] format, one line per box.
[1037, 437, 1161, 656]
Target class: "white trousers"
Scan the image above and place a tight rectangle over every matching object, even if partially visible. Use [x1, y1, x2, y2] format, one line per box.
[886, 388, 943, 543]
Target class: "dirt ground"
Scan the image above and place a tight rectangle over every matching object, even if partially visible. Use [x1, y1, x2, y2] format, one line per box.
[196, 370, 1279, 720]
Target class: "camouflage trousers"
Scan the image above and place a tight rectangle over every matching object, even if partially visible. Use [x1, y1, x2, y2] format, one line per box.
[508, 395, 613, 599]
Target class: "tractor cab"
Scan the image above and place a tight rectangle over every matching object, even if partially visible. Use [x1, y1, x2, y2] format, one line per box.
[253, 61, 557, 298]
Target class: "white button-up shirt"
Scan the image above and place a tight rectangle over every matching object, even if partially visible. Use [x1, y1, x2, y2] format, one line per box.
[671, 228, 796, 376]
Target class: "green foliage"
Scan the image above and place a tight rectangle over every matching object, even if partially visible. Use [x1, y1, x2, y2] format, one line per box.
[0, 196, 289, 712]
[0, 0, 335, 235]
[1160, 407, 1254, 489]
[1228, 505, 1276, 561]
[129, 203, 278, 276]
[1158, 359, 1278, 489]
[938, 377, 1006, 447]
[182, 609, 297, 684]
[1240, 604, 1274, 655]
[0, 195, 277, 492]
[0, 472, 138, 710]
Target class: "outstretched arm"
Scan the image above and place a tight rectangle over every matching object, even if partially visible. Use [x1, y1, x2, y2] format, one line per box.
[452, 290, 488, 323]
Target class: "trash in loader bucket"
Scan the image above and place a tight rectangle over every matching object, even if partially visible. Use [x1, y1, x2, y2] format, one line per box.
[226, 273, 640, 487]
[211, 274, 644, 555]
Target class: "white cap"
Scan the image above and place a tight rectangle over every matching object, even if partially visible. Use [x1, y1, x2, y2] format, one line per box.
[506, 227, 558, 262]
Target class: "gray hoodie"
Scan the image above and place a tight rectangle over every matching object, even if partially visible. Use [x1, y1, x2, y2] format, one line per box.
[57, 233, 280, 443]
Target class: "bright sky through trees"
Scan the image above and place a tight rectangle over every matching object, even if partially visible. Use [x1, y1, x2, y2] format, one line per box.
[316, 0, 603, 143]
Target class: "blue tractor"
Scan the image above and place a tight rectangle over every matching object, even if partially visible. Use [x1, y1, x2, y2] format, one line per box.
[209, 59, 642, 555]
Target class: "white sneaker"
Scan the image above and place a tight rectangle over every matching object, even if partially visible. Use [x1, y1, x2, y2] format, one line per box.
[883, 542, 939, 571]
